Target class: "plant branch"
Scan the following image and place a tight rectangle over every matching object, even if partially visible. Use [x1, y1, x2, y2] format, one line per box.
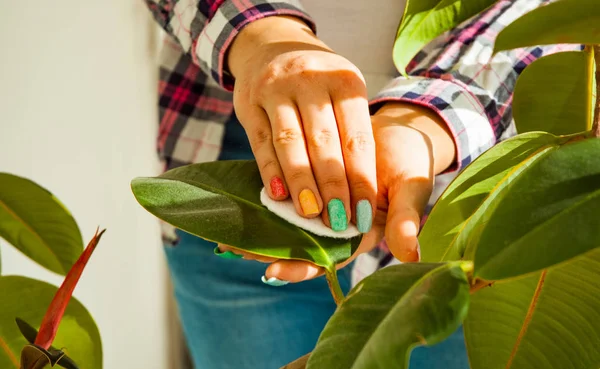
[280, 352, 310, 369]
[593, 45, 600, 137]
[325, 267, 345, 306]
[470, 278, 494, 294]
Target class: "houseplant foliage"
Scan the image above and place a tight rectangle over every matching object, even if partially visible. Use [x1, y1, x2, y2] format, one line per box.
[131, 0, 600, 368]
[311, 0, 600, 368]
[131, 160, 361, 303]
[392, 0, 497, 75]
[0, 173, 103, 369]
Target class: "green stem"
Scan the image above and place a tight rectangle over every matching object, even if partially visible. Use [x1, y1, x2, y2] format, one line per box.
[325, 267, 345, 306]
[593, 45, 600, 137]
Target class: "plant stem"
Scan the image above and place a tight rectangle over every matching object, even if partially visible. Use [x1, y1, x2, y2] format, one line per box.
[593, 45, 600, 137]
[280, 352, 311, 369]
[325, 267, 345, 306]
[470, 278, 494, 294]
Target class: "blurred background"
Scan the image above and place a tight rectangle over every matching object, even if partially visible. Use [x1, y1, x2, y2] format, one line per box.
[0, 1, 186, 367]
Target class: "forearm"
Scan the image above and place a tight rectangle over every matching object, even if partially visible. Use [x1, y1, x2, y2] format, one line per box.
[373, 102, 456, 175]
[228, 16, 329, 78]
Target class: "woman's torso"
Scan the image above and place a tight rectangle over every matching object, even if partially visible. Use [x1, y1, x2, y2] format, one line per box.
[302, 0, 407, 97]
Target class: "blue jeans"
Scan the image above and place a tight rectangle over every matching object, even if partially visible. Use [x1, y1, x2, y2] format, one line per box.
[165, 232, 468, 369]
[163, 117, 469, 368]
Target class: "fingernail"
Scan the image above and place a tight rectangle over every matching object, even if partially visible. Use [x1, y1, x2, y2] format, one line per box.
[261, 276, 289, 287]
[328, 199, 348, 232]
[356, 199, 373, 233]
[213, 246, 243, 259]
[270, 177, 286, 197]
[299, 189, 319, 216]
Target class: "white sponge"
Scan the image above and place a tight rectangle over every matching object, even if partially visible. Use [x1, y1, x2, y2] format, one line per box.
[260, 188, 360, 239]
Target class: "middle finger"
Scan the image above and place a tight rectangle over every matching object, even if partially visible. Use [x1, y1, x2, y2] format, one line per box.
[297, 91, 351, 231]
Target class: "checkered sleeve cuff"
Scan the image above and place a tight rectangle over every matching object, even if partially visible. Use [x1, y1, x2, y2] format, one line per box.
[195, 0, 315, 91]
[370, 76, 496, 173]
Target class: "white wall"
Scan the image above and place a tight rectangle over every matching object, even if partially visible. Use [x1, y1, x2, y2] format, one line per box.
[0, 1, 170, 368]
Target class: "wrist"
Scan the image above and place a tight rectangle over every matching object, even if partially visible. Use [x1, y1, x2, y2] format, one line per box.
[228, 16, 329, 79]
[373, 102, 456, 174]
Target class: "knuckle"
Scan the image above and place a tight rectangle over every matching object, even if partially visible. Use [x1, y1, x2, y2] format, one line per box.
[308, 129, 334, 148]
[260, 62, 281, 85]
[286, 170, 307, 183]
[257, 55, 314, 89]
[250, 127, 272, 149]
[336, 69, 366, 91]
[259, 158, 279, 173]
[348, 179, 374, 195]
[274, 128, 303, 146]
[345, 131, 374, 154]
[319, 176, 347, 190]
[284, 54, 314, 74]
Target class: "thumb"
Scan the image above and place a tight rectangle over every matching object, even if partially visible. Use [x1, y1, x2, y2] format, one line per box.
[384, 176, 432, 262]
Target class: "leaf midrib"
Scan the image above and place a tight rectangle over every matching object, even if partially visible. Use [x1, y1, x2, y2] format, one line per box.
[504, 270, 547, 369]
[0, 336, 18, 368]
[0, 198, 63, 272]
[156, 177, 333, 266]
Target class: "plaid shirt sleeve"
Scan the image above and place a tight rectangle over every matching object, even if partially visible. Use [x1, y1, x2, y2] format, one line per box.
[144, 0, 315, 90]
[369, 0, 582, 173]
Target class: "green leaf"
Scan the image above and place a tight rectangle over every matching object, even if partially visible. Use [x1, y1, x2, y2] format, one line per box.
[465, 248, 600, 369]
[306, 262, 471, 369]
[469, 137, 600, 280]
[513, 51, 593, 135]
[131, 160, 361, 270]
[393, 0, 496, 75]
[0, 173, 83, 275]
[494, 0, 600, 53]
[0, 276, 102, 369]
[419, 132, 566, 262]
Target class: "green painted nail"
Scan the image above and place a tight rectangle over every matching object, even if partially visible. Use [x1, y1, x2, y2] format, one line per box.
[356, 199, 373, 233]
[213, 247, 243, 259]
[261, 276, 289, 287]
[328, 198, 348, 232]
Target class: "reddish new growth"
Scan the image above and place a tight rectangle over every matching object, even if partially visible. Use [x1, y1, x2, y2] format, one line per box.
[34, 228, 106, 349]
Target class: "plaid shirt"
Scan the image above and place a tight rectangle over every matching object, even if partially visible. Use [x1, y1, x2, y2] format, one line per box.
[144, 0, 580, 279]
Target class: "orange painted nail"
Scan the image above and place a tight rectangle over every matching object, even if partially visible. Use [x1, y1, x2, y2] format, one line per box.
[299, 189, 319, 216]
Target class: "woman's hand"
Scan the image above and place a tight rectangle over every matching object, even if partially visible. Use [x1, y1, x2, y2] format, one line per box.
[228, 16, 376, 233]
[217, 102, 457, 283]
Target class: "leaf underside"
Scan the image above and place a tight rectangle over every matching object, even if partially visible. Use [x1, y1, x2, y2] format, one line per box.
[131, 160, 361, 269]
[0, 173, 83, 275]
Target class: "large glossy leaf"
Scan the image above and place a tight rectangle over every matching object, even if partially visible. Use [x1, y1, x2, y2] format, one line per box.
[494, 0, 600, 53]
[306, 262, 471, 369]
[393, 0, 496, 75]
[131, 161, 361, 270]
[465, 248, 600, 369]
[462, 137, 600, 280]
[0, 276, 102, 369]
[419, 132, 567, 262]
[513, 51, 593, 135]
[0, 173, 83, 275]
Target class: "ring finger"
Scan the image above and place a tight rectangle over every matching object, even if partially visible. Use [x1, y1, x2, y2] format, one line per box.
[266, 99, 323, 218]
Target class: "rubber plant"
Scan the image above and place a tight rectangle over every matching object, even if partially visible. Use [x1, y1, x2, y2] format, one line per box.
[0, 173, 104, 369]
[131, 0, 600, 368]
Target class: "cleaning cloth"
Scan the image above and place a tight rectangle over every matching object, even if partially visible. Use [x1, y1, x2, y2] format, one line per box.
[260, 188, 359, 239]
